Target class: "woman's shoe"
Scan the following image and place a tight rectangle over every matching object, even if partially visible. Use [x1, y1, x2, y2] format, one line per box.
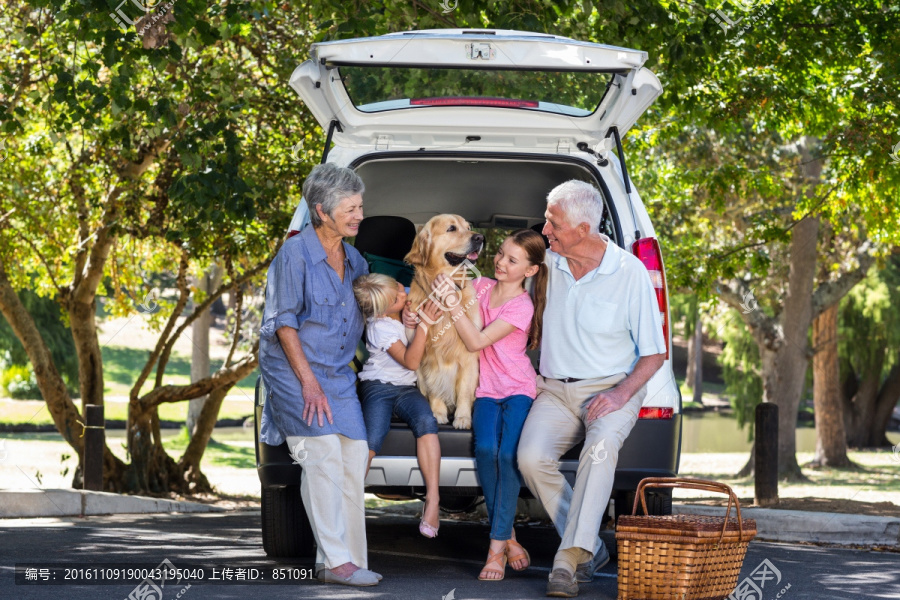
[477, 547, 507, 581]
[316, 567, 379, 587]
[506, 539, 531, 571]
[419, 519, 439, 538]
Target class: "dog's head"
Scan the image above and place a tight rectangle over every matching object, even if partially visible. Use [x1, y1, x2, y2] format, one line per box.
[405, 214, 485, 271]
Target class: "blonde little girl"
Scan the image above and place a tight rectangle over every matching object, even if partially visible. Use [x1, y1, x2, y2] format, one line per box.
[353, 273, 442, 538]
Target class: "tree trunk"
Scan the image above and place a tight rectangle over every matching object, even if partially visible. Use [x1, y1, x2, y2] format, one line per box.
[870, 364, 900, 447]
[187, 266, 221, 437]
[810, 304, 853, 467]
[69, 296, 104, 414]
[844, 360, 900, 448]
[0, 263, 126, 490]
[843, 349, 885, 447]
[687, 311, 704, 405]
[758, 216, 819, 480]
[179, 384, 232, 494]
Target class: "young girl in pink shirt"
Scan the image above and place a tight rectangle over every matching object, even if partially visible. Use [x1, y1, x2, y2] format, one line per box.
[432, 229, 547, 581]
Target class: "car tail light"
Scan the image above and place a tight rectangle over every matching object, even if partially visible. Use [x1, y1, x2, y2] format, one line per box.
[631, 237, 669, 359]
[638, 407, 674, 419]
[410, 97, 539, 108]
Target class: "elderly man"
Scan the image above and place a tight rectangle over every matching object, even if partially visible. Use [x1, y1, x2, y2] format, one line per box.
[517, 180, 667, 598]
[258, 163, 381, 587]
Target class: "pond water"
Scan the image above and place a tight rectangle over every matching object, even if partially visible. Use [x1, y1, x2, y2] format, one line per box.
[681, 411, 900, 453]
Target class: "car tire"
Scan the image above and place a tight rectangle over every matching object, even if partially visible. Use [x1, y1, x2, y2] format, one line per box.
[261, 485, 315, 558]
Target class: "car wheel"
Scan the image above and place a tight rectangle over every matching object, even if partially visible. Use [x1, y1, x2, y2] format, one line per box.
[261, 485, 315, 558]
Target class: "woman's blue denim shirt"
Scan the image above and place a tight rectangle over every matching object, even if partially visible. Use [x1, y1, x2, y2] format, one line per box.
[258, 226, 368, 444]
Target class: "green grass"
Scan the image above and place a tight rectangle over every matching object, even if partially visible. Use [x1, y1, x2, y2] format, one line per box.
[101, 345, 257, 397]
[677, 451, 900, 504]
[163, 430, 257, 470]
[0, 398, 254, 426]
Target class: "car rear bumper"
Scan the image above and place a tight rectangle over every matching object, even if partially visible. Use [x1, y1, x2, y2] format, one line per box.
[257, 410, 681, 493]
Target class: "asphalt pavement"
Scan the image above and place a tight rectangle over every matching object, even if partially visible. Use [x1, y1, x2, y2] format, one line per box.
[2, 510, 898, 600]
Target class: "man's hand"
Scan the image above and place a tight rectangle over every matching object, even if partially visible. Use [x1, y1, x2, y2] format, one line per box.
[301, 379, 333, 427]
[585, 385, 631, 422]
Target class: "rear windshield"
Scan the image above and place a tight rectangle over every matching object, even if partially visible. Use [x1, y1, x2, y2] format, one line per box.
[338, 66, 614, 117]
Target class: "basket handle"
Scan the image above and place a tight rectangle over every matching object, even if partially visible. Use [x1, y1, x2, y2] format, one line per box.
[631, 477, 746, 543]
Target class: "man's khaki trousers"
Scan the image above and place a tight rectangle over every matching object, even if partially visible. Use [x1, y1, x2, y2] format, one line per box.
[517, 374, 645, 556]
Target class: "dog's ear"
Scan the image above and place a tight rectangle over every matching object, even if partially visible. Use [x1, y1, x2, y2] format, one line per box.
[405, 224, 432, 267]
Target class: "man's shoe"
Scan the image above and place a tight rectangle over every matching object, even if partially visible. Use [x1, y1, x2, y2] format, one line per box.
[546, 568, 579, 598]
[575, 542, 610, 583]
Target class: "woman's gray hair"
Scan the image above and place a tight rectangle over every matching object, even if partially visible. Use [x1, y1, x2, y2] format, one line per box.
[303, 163, 365, 228]
[546, 180, 603, 234]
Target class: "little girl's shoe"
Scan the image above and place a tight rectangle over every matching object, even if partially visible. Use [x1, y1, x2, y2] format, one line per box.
[419, 519, 439, 538]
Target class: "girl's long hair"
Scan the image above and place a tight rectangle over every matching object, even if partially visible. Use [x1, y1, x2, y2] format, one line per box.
[508, 229, 548, 350]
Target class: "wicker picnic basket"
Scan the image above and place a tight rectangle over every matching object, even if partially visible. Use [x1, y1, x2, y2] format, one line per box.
[615, 477, 757, 600]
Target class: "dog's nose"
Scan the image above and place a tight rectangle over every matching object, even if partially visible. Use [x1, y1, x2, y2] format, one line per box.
[472, 233, 485, 245]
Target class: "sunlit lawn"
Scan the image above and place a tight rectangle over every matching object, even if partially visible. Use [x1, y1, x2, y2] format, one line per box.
[101, 345, 257, 397]
[677, 451, 900, 505]
[0, 397, 254, 426]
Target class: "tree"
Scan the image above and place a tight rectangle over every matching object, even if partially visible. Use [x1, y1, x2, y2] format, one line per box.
[0, 0, 319, 493]
[627, 2, 900, 478]
[811, 304, 852, 467]
[838, 254, 900, 448]
[186, 264, 221, 438]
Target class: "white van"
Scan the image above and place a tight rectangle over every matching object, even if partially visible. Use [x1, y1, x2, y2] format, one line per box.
[254, 28, 681, 557]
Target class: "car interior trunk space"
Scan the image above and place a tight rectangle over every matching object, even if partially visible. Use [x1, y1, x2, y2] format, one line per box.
[352, 155, 614, 239]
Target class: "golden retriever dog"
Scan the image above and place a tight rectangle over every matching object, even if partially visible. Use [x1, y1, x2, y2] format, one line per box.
[405, 215, 485, 429]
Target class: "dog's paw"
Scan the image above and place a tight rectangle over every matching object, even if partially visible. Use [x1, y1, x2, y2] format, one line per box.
[432, 409, 450, 425]
[452, 415, 472, 430]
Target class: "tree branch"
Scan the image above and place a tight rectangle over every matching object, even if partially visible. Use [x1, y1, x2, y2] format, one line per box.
[131, 247, 190, 398]
[153, 250, 193, 387]
[811, 242, 875, 318]
[138, 345, 258, 410]
[716, 278, 783, 348]
[115, 137, 172, 180]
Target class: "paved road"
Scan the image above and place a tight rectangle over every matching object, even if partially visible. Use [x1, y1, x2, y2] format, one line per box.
[1, 510, 898, 599]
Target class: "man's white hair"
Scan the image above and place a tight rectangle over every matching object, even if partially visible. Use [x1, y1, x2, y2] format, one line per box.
[546, 180, 603, 234]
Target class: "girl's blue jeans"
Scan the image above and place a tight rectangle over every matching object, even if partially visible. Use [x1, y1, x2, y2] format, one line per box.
[473, 394, 533, 541]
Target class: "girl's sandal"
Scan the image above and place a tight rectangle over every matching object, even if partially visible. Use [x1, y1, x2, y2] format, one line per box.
[418, 519, 439, 539]
[506, 539, 531, 571]
[477, 548, 507, 581]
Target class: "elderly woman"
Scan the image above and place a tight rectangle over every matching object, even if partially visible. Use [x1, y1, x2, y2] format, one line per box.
[258, 163, 379, 587]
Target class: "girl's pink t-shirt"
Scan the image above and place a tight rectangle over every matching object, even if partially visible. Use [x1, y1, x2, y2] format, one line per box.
[473, 278, 537, 400]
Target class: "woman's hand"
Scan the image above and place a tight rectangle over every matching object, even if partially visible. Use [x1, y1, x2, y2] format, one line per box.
[301, 378, 333, 427]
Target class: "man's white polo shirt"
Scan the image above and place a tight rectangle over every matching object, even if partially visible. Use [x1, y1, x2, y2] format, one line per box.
[540, 235, 666, 379]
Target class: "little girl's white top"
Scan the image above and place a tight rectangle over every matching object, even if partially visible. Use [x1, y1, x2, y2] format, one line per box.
[357, 316, 418, 386]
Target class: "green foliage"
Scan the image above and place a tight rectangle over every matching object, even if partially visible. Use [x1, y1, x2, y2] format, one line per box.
[1, 364, 40, 399]
[839, 255, 900, 383]
[0, 288, 79, 392]
[715, 311, 763, 441]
